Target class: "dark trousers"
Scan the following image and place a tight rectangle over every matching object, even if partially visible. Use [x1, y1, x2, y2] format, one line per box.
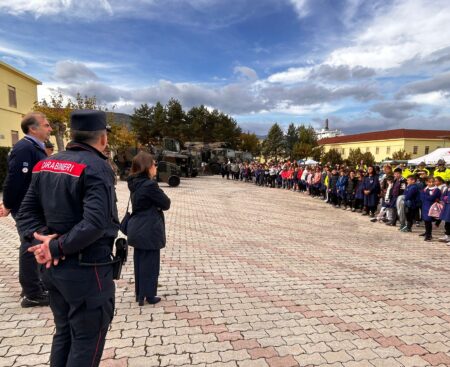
[406, 207, 419, 229]
[445, 222, 450, 235]
[43, 262, 115, 367]
[134, 249, 160, 301]
[12, 212, 43, 298]
[424, 220, 433, 237]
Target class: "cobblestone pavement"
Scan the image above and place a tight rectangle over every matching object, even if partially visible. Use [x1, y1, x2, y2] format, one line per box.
[1, 176, 450, 367]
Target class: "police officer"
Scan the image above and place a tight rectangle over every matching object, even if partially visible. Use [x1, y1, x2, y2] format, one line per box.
[0, 112, 51, 307]
[16, 110, 119, 367]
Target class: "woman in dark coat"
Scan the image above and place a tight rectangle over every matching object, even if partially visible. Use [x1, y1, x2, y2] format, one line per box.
[127, 152, 171, 306]
[362, 165, 380, 217]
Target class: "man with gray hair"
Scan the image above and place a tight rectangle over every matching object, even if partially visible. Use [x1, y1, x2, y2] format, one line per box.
[1, 112, 52, 307]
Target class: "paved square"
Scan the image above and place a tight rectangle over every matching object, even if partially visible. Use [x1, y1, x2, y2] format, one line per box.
[1, 176, 450, 367]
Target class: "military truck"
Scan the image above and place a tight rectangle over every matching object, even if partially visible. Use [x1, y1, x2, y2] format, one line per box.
[114, 147, 181, 187]
[157, 138, 198, 178]
[184, 142, 253, 174]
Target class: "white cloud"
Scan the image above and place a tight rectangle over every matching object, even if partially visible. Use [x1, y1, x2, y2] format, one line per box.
[267, 67, 312, 84]
[406, 91, 450, 107]
[272, 101, 341, 116]
[53, 60, 99, 82]
[0, 44, 34, 59]
[327, 0, 450, 69]
[289, 0, 310, 18]
[233, 66, 258, 80]
[0, 0, 113, 18]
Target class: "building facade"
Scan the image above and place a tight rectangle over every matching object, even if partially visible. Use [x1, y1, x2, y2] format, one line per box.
[318, 129, 450, 162]
[0, 61, 41, 147]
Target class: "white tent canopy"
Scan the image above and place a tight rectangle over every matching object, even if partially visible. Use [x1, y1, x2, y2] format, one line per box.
[408, 147, 450, 165]
[304, 159, 319, 165]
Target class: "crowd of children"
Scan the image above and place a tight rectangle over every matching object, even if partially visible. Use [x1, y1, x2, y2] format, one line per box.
[221, 159, 450, 243]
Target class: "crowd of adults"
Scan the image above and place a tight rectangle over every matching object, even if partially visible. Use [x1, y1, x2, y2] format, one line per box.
[221, 159, 450, 243]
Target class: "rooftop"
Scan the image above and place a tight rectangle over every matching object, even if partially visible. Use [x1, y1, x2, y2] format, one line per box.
[318, 129, 450, 145]
[0, 60, 41, 85]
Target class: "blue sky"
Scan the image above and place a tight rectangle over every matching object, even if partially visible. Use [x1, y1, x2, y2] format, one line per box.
[1, 0, 450, 135]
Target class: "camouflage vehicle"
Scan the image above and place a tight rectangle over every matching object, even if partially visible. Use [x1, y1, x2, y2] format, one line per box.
[235, 150, 253, 163]
[157, 138, 198, 178]
[184, 142, 241, 174]
[114, 147, 181, 187]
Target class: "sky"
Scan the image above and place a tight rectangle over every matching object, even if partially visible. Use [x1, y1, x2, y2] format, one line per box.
[1, 0, 450, 135]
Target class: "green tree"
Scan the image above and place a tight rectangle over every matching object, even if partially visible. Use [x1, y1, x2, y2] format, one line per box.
[285, 123, 298, 159]
[291, 125, 318, 160]
[108, 122, 136, 152]
[392, 149, 412, 160]
[239, 132, 260, 155]
[131, 104, 154, 146]
[165, 98, 186, 141]
[152, 102, 167, 141]
[263, 123, 285, 160]
[322, 149, 343, 165]
[347, 148, 375, 167]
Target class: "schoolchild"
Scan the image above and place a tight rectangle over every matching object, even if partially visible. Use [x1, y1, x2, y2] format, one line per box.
[328, 168, 339, 206]
[439, 176, 450, 243]
[336, 169, 348, 208]
[386, 168, 406, 226]
[372, 175, 393, 223]
[345, 170, 358, 211]
[402, 175, 421, 232]
[354, 172, 365, 212]
[420, 176, 441, 241]
[362, 166, 380, 217]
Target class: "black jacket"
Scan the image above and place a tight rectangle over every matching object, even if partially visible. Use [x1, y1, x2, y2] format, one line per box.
[15, 141, 119, 262]
[127, 174, 171, 250]
[3, 137, 47, 214]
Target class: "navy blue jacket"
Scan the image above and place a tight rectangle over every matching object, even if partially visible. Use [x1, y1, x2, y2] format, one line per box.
[127, 174, 171, 250]
[362, 175, 380, 207]
[3, 137, 47, 214]
[404, 183, 421, 209]
[16, 141, 119, 262]
[420, 187, 441, 222]
[441, 188, 450, 222]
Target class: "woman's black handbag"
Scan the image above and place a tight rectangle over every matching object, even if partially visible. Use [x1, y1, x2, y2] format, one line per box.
[120, 196, 131, 235]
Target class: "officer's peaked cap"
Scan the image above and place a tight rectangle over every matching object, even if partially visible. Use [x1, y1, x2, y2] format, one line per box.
[70, 110, 107, 131]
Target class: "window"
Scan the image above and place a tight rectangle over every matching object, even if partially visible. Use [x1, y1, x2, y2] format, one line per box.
[366, 147, 370, 152]
[376, 147, 379, 154]
[425, 146, 430, 154]
[342, 148, 345, 155]
[386, 146, 391, 154]
[413, 146, 418, 154]
[11, 130, 19, 145]
[8, 85, 17, 108]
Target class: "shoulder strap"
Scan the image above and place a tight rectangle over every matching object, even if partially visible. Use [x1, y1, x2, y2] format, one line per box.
[126, 195, 131, 212]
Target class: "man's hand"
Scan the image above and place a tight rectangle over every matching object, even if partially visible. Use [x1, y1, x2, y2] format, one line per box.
[28, 233, 60, 268]
[0, 203, 10, 217]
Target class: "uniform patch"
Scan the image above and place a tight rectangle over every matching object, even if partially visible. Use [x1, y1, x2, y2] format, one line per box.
[22, 167, 29, 173]
[33, 160, 87, 177]
[23, 162, 29, 167]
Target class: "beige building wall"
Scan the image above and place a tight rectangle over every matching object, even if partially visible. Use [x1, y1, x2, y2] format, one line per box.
[0, 61, 41, 147]
[322, 138, 450, 162]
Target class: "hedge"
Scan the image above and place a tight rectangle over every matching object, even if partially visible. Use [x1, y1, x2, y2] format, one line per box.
[0, 147, 11, 191]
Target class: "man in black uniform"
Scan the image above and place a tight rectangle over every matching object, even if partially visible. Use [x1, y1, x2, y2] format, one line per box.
[16, 110, 119, 367]
[1, 112, 51, 307]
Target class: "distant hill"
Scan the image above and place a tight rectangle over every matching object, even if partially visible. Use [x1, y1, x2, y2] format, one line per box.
[111, 112, 132, 126]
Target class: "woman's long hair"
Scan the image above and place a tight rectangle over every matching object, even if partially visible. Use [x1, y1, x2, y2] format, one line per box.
[130, 151, 155, 177]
